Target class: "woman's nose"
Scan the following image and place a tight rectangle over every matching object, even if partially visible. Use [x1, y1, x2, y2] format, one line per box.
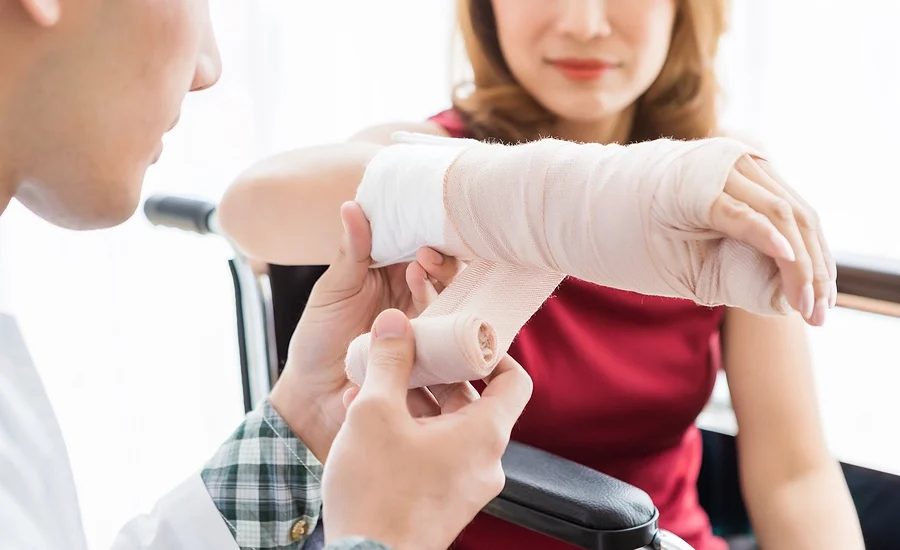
[557, 0, 613, 41]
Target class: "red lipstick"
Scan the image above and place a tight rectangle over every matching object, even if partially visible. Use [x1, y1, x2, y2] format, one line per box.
[550, 58, 617, 81]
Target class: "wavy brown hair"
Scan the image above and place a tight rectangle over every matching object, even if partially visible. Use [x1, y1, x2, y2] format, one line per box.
[452, 0, 729, 144]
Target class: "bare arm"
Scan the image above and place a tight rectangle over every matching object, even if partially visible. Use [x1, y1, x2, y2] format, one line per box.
[723, 308, 864, 549]
[218, 122, 447, 265]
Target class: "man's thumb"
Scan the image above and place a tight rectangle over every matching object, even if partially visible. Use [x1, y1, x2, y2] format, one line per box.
[359, 309, 416, 403]
[315, 202, 372, 297]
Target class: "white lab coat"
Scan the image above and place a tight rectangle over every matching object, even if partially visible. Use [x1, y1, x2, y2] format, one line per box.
[0, 313, 239, 550]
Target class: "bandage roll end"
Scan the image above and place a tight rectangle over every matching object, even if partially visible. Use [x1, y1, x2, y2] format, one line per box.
[345, 314, 499, 389]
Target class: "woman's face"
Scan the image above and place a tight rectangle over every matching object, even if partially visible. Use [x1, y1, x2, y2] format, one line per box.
[490, 0, 677, 123]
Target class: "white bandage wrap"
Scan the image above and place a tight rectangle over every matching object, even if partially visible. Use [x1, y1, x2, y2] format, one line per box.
[353, 132, 477, 267]
[348, 133, 781, 389]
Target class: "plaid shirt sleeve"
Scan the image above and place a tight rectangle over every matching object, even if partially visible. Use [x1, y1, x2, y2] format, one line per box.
[200, 399, 324, 550]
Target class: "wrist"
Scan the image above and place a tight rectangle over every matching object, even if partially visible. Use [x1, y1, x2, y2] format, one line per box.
[268, 371, 334, 462]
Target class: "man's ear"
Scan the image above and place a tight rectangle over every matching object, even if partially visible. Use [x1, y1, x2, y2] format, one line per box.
[18, 0, 61, 27]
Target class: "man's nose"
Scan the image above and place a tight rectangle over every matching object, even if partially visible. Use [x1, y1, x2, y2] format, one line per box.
[191, 24, 222, 92]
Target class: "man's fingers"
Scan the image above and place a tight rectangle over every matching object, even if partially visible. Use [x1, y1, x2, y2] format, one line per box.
[358, 309, 417, 406]
[406, 262, 440, 314]
[428, 382, 480, 414]
[408, 249, 465, 314]
[407, 387, 441, 418]
[415, 247, 465, 292]
[338, 201, 373, 263]
[348, 381, 440, 420]
[342, 386, 360, 409]
[462, 355, 533, 447]
[312, 202, 373, 302]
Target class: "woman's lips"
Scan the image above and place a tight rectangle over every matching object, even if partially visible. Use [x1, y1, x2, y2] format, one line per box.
[550, 58, 618, 81]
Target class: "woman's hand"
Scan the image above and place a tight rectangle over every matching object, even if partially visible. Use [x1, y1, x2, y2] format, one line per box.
[709, 155, 836, 326]
[269, 201, 464, 462]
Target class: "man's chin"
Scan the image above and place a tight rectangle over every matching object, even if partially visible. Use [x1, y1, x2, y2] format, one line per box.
[18, 186, 143, 231]
[70, 200, 142, 231]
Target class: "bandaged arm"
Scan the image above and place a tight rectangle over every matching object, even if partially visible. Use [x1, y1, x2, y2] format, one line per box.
[218, 122, 446, 266]
[345, 133, 787, 388]
[221, 133, 784, 389]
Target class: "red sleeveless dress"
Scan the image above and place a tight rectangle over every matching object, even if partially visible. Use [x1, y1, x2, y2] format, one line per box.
[429, 110, 728, 550]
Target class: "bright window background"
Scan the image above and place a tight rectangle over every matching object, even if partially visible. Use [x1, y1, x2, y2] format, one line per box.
[0, 1, 897, 547]
[715, 0, 900, 474]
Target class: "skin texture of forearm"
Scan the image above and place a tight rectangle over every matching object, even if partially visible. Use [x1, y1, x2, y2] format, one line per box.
[742, 461, 863, 550]
[723, 309, 864, 550]
[218, 142, 382, 265]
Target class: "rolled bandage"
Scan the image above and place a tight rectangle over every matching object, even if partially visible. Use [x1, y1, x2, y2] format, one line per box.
[352, 134, 562, 389]
[348, 132, 786, 388]
[345, 314, 498, 388]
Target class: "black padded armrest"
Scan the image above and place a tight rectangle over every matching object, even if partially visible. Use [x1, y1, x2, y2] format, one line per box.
[485, 441, 659, 550]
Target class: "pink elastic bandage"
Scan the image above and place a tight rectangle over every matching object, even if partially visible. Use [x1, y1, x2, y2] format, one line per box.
[347, 133, 785, 388]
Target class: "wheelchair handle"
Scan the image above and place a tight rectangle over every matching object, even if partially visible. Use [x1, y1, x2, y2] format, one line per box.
[143, 194, 216, 235]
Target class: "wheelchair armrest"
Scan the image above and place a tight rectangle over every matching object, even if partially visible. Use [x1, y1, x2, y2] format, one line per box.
[485, 441, 659, 550]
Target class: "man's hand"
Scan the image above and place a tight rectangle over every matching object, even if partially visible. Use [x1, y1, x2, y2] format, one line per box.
[323, 308, 533, 550]
[268, 201, 464, 461]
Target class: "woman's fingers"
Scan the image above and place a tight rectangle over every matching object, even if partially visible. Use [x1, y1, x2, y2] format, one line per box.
[718, 156, 832, 325]
[733, 156, 833, 324]
[716, 171, 812, 318]
[710, 192, 795, 262]
[709, 192, 810, 319]
[755, 159, 838, 308]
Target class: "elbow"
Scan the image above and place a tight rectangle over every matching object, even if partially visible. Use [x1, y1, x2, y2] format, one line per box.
[737, 440, 841, 506]
[218, 176, 245, 241]
[218, 171, 281, 262]
[218, 143, 384, 265]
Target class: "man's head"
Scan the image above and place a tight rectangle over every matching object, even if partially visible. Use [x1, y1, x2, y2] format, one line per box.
[0, 0, 221, 229]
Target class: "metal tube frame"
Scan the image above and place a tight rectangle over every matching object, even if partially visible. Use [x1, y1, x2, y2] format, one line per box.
[209, 213, 278, 413]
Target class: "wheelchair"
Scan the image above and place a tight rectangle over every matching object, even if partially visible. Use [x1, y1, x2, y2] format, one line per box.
[144, 194, 702, 549]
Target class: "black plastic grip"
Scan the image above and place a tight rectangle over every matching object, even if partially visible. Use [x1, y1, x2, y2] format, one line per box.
[143, 195, 216, 235]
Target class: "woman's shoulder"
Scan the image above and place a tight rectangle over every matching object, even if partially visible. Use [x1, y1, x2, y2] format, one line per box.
[427, 109, 469, 138]
[348, 116, 454, 146]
